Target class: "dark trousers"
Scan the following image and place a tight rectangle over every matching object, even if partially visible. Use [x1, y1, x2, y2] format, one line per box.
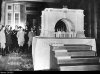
[18, 46, 24, 53]
[6, 45, 12, 54]
[28, 45, 32, 53]
[1, 48, 6, 56]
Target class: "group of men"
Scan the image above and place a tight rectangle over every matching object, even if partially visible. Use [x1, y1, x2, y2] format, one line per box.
[0, 25, 35, 56]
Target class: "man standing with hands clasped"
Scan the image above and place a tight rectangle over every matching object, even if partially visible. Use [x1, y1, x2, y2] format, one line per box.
[17, 26, 25, 53]
[28, 28, 35, 53]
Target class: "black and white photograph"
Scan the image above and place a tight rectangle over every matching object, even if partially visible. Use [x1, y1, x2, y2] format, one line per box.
[0, 0, 100, 71]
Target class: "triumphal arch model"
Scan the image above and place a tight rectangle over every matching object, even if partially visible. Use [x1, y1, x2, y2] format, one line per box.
[40, 8, 85, 38]
[32, 8, 96, 71]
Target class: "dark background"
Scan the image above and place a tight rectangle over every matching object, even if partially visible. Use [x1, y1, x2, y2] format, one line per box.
[0, 0, 2, 20]
[0, 0, 100, 56]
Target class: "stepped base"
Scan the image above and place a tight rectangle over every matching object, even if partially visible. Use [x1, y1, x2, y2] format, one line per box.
[32, 37, 96, 70]
[55, 51, 96, 57]
[57, 57, 99, 65]
[52, 42, 98, 71]
[53, 45, 92, 51]
[60, 65, 100, 71]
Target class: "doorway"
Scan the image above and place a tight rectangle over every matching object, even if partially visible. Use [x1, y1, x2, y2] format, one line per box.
[55, 20, 67, 32]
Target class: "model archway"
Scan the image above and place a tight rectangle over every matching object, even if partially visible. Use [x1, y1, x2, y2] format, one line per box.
[40, 8, 85, 38]
[55, 20, 67, 32]
[55, 18, 75, 32]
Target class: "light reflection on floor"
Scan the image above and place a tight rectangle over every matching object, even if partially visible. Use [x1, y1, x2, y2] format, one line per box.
[0, 51, 34, 71]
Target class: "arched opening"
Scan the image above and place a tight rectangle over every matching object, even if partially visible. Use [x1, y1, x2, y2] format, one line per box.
[55, 20, 67, 32]
[54, 19, 76, 38]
